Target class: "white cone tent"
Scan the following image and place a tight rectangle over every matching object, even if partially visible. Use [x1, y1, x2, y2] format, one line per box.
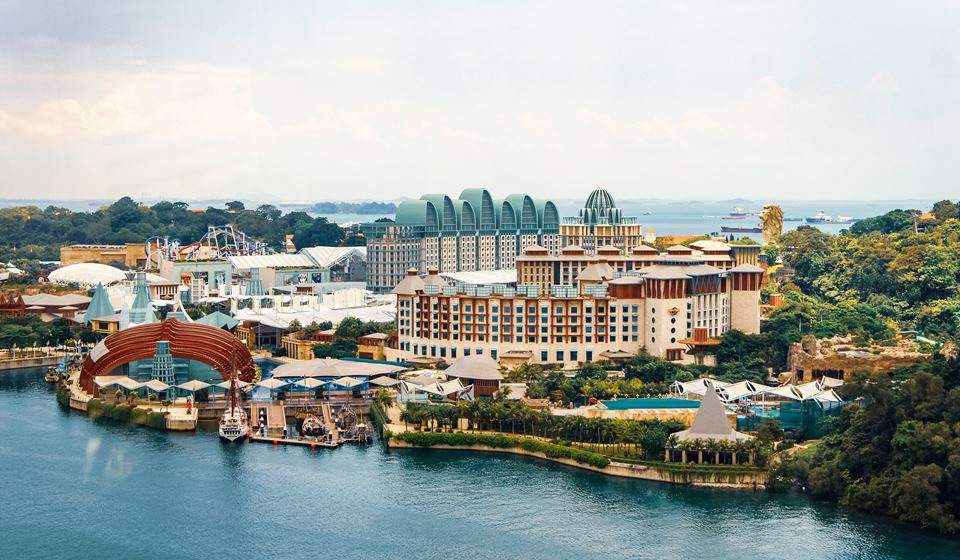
[672, 387, 752, 443]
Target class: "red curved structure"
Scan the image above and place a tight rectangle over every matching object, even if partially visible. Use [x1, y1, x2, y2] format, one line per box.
[79, 318, 256, 394]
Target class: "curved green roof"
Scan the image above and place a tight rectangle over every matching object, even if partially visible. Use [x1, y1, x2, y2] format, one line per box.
[505, 194, 538, 231]
[454, 200, 477, 231]
[419, 194, 457, 231]
[459, 188, 496, 231]
[395, 200, 439, 228]
[534, 199, 560, 231]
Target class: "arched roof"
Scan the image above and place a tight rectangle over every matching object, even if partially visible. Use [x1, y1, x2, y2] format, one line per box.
[459, 188, 496, 231]
[454, 200, 477, 231]
[419, 194, 457, 231]
[505, 194, 538, 231]
[534, 199, 560, 231]
[79, 318, 256, 393]
[395, 200, 439, 229]
[493, 199, 517, 231]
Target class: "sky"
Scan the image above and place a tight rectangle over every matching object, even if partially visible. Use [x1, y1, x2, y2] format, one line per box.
[0, 1, 957, 202]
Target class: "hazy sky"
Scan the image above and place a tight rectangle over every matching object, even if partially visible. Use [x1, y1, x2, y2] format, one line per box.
[0, 1, 957, 202]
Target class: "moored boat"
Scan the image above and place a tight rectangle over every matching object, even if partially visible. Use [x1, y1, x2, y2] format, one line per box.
[218, 375, 249, 443]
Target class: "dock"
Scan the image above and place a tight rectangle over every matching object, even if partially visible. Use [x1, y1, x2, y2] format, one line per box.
[248, 434, 339, 448]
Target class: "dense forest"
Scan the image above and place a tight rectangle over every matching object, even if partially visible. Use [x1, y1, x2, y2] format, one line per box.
[0, 197, 364, 262]
[760, 200, 960, 534]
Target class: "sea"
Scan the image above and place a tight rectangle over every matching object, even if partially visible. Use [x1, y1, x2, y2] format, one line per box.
[0, 198, 934, 238]
[2, 367, 959, 560]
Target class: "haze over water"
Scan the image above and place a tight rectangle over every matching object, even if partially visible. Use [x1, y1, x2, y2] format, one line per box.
[2, 368, 958, 560]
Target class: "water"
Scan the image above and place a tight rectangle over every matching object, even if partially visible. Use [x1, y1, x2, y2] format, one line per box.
[2, 367, 958, 560]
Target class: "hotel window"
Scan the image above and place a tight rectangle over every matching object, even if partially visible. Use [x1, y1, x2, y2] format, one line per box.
[556, 350, 564, 361]
[464, 348, 471, 356]
[570, 350, 578, 361]
[586, 351, 593, 361]
[541, 350, 548, 362]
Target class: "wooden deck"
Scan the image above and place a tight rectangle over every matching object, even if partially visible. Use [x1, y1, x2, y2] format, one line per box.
[248, 435, 339, 448]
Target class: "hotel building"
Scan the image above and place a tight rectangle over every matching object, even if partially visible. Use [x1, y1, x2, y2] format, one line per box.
[387, 244, 763, 367]
[559, 188, 646, 254]
[363, 189, 560, 293]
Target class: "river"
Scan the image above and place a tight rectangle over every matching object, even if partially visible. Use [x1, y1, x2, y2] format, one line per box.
[1, 367, 957, 560]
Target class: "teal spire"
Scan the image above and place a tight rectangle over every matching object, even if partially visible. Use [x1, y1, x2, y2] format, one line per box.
[83, 282, 115, 324]
[128, 272, 156, 325]
[245, 268, 264, 296]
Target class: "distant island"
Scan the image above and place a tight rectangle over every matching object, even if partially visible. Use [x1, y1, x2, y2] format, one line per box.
[308, 201, 397, 214]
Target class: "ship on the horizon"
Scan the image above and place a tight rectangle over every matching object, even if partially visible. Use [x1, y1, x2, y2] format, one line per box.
[728, 206, 750, 217]
[806, 211, 833, 224]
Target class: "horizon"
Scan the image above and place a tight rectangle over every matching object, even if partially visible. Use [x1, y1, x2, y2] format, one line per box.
[2, 1, 959, 201]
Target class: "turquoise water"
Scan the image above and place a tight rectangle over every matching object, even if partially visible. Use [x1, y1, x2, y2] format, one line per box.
[2, 368, 959, 560]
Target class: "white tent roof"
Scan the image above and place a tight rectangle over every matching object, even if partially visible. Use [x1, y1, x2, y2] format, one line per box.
[256, 378, 289, 390]
[329, 376, 364, 388]
[673, 377, 731, 396]
[94, 376, 141, 390]
[299, 246, 366, 268]
[215, 379, 251, 390]
[368, 376, 401, 387]
[141, 379, 171, 392]
[294, 378, 326, 389]
[177, 380, 211, 392]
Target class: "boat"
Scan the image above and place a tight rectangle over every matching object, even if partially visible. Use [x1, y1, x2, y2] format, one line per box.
[721, 215, 746, 220]
[218, 375, 249, 443]
[729, 207, 749, 217]
[834, 215, 856, 224]
[721, 225, 762, 233]
[806, 211, 833, 223]
[44, 369, 61, 383]
[298, 415, 327, 438]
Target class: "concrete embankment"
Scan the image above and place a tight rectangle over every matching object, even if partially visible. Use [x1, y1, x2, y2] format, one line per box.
[0, 354, 62, 371]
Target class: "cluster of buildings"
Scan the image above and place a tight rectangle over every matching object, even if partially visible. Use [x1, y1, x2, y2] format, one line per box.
[368, 189, 764, 365]
[362, 188, 652, 293]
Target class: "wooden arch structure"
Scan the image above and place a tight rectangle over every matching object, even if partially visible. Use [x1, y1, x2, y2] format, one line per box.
[79, 318, 256, 393]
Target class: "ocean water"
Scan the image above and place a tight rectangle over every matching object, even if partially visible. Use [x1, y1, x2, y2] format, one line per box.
[2, 368, 958, 560]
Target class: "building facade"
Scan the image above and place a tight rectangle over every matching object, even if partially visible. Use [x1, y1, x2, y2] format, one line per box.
[559, 188, 646, 254]
[363, 189, 560, 293]
[388, 253, 763, 367]
[60, 244, 148, 268]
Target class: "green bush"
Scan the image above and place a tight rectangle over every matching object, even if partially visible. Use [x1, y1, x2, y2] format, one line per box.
[56, 384, 71, 408]
[145, 411, 167, 430]
[393, 431, 610, 468]
[130, 407, 148, 425]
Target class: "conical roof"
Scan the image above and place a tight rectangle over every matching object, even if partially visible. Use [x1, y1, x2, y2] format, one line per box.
[83, 282, 115, 323]
[672, 387, 752, 442]
[127, 273, 155, 325]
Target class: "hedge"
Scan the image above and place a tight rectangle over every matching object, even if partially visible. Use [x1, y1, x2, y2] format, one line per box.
[56, 384, 71, 408]
[393, 431, 610, 469]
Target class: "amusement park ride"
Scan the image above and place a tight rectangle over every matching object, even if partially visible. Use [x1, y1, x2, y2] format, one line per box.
[144, 225, 271, 269]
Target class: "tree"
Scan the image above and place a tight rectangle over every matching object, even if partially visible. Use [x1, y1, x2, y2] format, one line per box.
[293, 217, 344, 248]
[931, 200, 960, 222]
[313, 338, 358, 359]
[225, 201, 245, 212]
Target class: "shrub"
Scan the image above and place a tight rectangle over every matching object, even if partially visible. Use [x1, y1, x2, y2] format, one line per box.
[393, 431, 610, 468]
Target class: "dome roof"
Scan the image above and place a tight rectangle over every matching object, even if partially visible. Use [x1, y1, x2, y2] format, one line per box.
[579, 187, 624, 225]
[48, 263, 127, 287]
[584, 188, 617, 214]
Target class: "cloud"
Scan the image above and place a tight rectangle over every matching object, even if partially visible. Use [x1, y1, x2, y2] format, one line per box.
[0, 64, 271, 142]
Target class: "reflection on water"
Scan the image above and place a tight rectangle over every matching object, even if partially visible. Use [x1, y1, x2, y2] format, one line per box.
[2, 367, 959, 560]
